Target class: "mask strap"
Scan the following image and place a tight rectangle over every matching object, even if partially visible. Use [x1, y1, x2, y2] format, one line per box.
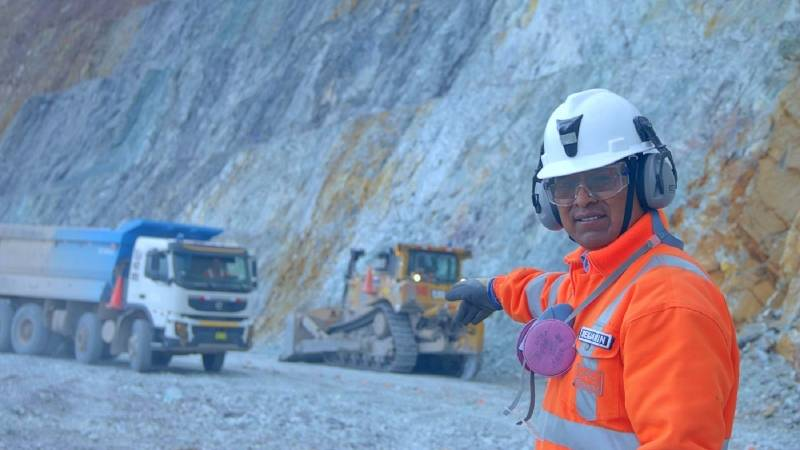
[649, 210, 684, 249]
[504, 367, 529, 416]
[619, 158, 637, 232]
[565, 234, 661, 323]
[516, 372, 537, 425]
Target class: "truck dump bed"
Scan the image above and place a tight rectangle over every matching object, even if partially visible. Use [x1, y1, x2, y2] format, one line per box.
[0, 220, 222, 304]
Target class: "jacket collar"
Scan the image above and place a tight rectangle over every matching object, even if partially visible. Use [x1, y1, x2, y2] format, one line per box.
[563, 210, 670, 276]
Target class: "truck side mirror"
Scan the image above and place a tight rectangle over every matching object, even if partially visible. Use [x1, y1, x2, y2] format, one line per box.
[250, 260, 258, 287]
[145, 251, 169, 283]
[145, 253, 159, 280]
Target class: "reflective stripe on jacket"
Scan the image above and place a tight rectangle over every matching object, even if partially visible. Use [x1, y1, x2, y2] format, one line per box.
[492, 211, 739, 450]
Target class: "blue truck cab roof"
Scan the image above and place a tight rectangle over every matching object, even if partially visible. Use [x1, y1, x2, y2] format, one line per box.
[0, 219, 226, 303]
[53, 219, 223, 263]
[115, 219, 223, 262]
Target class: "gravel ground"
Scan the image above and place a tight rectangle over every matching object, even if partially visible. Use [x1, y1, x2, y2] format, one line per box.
[0, 342, 797, 450]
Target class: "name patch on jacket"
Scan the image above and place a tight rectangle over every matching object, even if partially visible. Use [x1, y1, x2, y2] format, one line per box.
[578, 327, 614, 349]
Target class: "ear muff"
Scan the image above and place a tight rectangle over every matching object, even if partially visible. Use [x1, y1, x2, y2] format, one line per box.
[533, 180, 563, 231]
[640, 152, 677, 209]
[632, 116, 678, 210]
[531, 144, 563, 231]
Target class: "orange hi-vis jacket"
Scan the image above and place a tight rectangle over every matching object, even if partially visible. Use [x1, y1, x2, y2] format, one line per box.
[492, 211, 739, 450]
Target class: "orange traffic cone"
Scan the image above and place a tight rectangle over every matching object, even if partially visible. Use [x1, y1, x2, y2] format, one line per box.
[109, 275, 124, 310]
[363, 266, 377, 295]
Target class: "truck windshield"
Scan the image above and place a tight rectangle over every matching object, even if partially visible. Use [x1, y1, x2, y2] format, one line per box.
[172, 252, 253, 293]
[407, 250, 459, 284]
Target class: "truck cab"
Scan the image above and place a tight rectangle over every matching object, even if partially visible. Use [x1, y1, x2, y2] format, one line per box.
[126, 237, 259, 361]
[0, 219, 260, 373]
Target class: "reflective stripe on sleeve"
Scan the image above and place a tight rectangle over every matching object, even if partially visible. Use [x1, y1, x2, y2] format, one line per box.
[547, 274, 566, 309]
[524, 272, 553, 319]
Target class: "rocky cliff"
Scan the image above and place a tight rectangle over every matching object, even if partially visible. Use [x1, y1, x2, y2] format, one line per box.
[2, 0, 799, 385]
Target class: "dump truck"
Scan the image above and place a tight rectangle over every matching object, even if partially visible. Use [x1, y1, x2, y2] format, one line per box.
[280, 244, 484, 379]
[0, 220, 259, 372]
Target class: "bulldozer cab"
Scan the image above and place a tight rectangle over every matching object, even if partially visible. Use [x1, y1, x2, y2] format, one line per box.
[400, 245, 466, 284]
[346, 244, 469, 278]
[344, 244, 471, 312]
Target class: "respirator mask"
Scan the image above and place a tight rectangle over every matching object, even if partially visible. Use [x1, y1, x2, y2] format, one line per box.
[505, 303, 579, 433]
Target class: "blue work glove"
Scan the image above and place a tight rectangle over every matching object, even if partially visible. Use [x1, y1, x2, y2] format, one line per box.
[445, 278, 502, 325]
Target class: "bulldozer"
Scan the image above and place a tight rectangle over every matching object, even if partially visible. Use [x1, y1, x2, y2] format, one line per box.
[280, 244, 484, 379]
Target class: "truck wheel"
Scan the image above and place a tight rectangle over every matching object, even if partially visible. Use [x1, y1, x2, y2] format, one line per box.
[128, 319, 153, 373]
[152, 352, 173, 368]
[202, 352, 225, 372]
[0, 300, 13, 352]
[74, 312, 103, 364]
[11, 303, 49, 355]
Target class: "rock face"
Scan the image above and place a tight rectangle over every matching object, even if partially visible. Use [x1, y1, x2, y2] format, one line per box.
[678, 75, 800, 373]
[1, 0, 799, 379]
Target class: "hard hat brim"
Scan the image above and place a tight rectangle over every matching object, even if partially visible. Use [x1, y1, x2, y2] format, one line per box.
[537, 143, 654, 179]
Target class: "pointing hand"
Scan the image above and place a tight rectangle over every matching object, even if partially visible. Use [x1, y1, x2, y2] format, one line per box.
[445, 278, 501, 325]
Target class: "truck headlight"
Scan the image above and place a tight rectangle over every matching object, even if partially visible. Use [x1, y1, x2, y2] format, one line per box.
[175, 322, 188, 340]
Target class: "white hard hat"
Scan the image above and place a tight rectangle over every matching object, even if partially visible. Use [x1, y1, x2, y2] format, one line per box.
[538, 89, 656, 179]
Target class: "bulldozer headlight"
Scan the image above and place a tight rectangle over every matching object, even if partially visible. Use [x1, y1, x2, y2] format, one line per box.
[412, 273, 422, 283]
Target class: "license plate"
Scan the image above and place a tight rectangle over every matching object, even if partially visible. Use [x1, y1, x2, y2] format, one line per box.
[432, 290, 445, 299]
[214, 331, 228, 341]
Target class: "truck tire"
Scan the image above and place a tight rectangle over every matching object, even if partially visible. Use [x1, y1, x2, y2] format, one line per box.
[11, 303, 50, 355]
[202, 352, 225, 372]
[152, 352, 172, 368]
[74, 312, 104, 364]
[0, 300, 13, 352]
[128, 319, 153, 373]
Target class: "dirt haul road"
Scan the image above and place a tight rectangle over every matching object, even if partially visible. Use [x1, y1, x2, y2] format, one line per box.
[0, 346, 793, 450]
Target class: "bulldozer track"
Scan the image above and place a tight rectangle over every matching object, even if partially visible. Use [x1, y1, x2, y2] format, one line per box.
[324, 303, 417, 373]
[378, 303, 417, 373]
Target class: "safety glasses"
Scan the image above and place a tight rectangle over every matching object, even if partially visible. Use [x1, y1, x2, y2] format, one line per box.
[543, 162, 630, 207]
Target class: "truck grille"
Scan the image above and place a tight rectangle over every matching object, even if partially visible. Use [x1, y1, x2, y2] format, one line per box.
[189, 296, 247, 312]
